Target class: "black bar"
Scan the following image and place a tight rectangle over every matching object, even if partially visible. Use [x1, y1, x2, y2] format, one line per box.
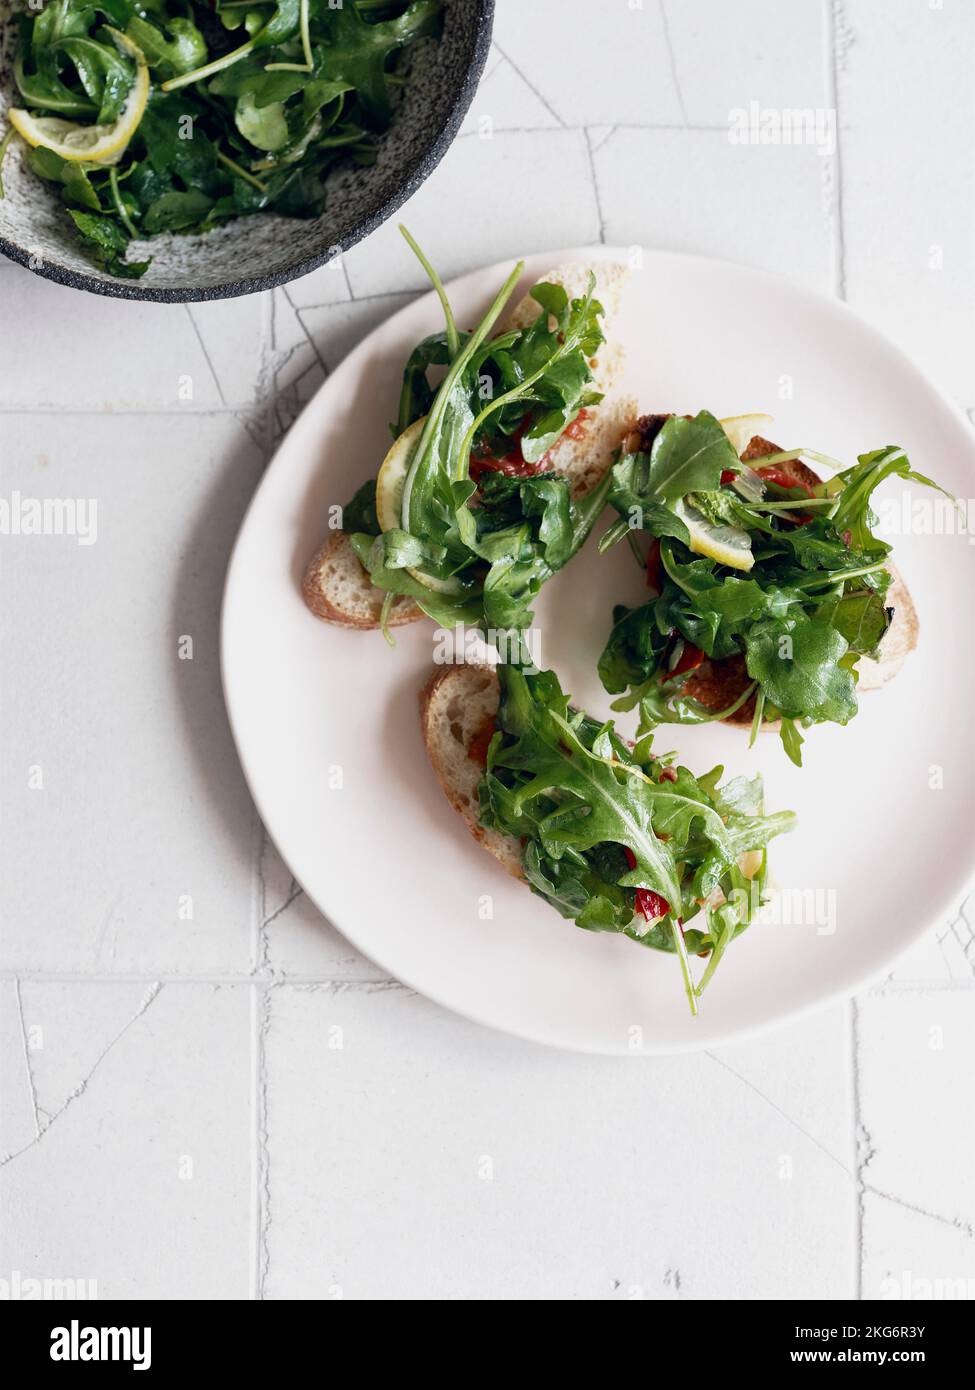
[4, 1299, 967, 1375]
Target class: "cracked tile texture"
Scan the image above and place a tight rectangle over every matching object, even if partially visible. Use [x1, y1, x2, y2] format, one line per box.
[1, 0, 973, 1300]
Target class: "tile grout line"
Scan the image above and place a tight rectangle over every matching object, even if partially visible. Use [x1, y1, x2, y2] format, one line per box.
[247, 288, 276, 1300]
[825, 0, 848, 300]
[451, 121, 730, 142]
[658, 0, 690, 126]
[584, 129, 608, 244]
[0, 969, 390, 984]
[287, 295, 329, 377]
[14, 978, 41, 1140]
[248, 981, 273, 1300]
[491, 44, 567, 129]
[863, 1186, 973, 1239]
[850, 997, 864, 1299]
[249, 983, 260, 1298]
[183, 305, 227, 408]
[339, 248, 356, 303]
[250, 822, 270, 979]
[0, 405, 268, 416]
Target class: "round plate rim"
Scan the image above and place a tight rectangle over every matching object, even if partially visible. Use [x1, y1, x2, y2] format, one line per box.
[221, 244, 975, 1055]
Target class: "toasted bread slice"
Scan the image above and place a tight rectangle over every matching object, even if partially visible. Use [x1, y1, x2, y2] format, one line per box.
[678, 433, 918, 726]
[304, 260, 635, 628]
[420, 664, 524, 879]
[302, 532, 423, 628]
[420, 664, 769, 901]
[481, 262, 635, 503]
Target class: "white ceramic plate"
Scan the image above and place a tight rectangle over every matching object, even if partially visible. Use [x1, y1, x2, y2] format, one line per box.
[222, 248, 975, 1054]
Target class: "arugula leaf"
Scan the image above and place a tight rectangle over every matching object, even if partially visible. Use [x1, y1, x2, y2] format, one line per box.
[598, 601, 670, 696]
[347, 531, 482, 628]
[306, 0, 443, 129]
[831, 446, 952, 551]
[599, 429, 947, 758]
[818, 587, 891, 658]
[486, 281, 605, 464]
[342, 479, 380, 537]
[26, 147, 102, 210]
[779, 718, 805, 768]
[137, 91, 219, 186]
[67, 209, 150, 278]
[142, 187, 214, 233]
[32, 0, 135, 50]
[711, 773, 765, 818]
[513, 475, 574, 570]
[454, 273, 607, 484]
[484, 666, 682, 908]
[124, 15, 206, 76]
[395, 331, 457, 435]
[234, 91, 290, 152]
[744, 611, 856, 723]
[606, 455, 691, 546]
[15, 42, 98, 118]
[643, 411, 740, 499]
[608, 412, 738, 523]
[480, 664, 796, 1010]
[522, 842, 633, 931]
[58, 34, 135, 123]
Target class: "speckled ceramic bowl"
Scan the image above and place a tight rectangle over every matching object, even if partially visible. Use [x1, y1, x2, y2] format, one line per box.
[0, 1, 493, 301]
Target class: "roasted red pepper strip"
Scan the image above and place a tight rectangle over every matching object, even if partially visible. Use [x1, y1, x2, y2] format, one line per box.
[636, 889, 671, 922]
[622, 847, 672, 921]
[669, 641, 706, 677]
[469, 409, 590, 484]
[757, 464, 815, 524]
[757, 464, 815, 498]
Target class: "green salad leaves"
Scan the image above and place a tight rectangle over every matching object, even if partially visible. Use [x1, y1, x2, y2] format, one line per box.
[478, 663, 796, 1013]
[342, 231, 610, 644]
[3, 0, 442, 277]
[598, 410, 947, 765]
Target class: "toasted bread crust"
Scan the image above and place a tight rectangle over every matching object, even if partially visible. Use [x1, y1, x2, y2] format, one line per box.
[302, 533, 422, 629]
[419, 665, 524, 879]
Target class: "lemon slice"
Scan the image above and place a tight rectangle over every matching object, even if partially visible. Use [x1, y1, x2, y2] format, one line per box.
[374, 416, 464, 596]
[720, 413, 774, 458]
[738, 849, 763, 880]
[376, 416, 425, 533]
[675, 498, 754, 572]
[7, 29, 148, 165]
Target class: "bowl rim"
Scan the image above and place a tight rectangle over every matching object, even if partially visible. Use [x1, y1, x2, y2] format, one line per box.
[0, 0, 495, 303]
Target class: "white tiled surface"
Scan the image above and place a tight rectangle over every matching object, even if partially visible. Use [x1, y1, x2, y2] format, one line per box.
[1, 0, 973, 1301]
